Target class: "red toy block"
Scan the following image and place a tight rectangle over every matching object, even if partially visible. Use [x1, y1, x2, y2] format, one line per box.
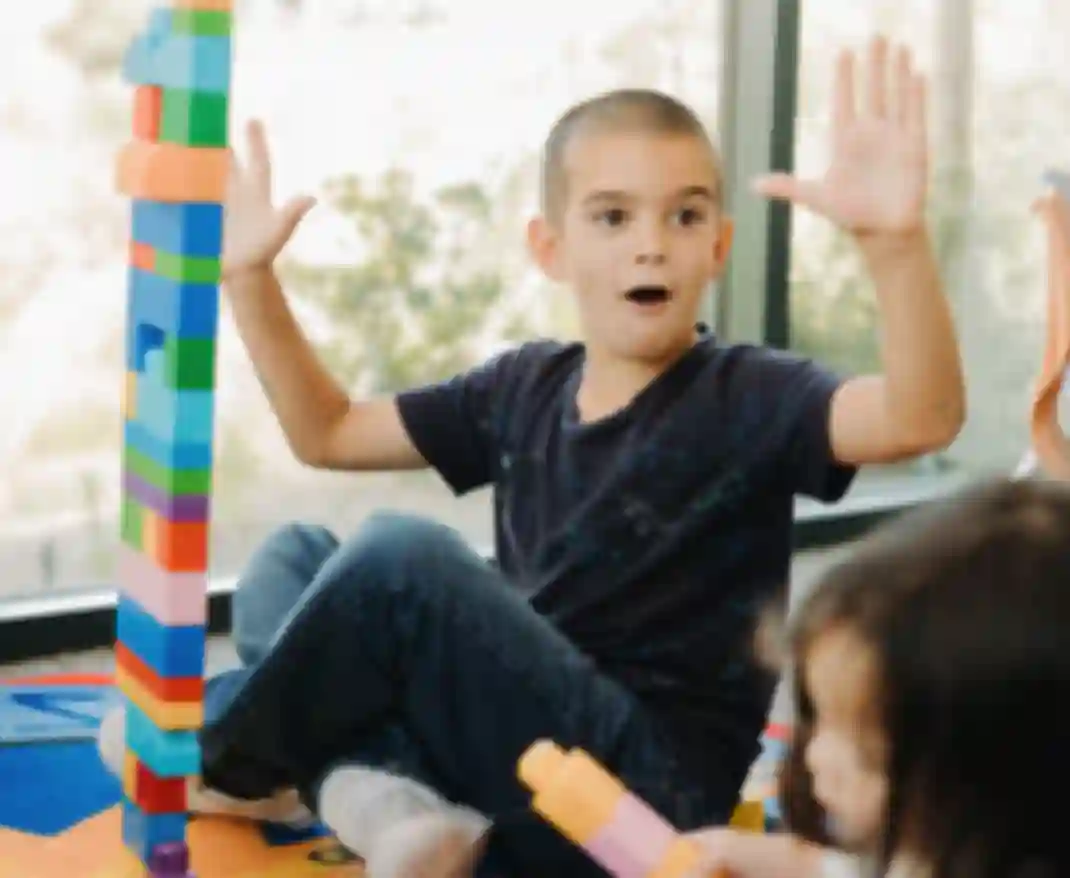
[124, 754, 187, 814]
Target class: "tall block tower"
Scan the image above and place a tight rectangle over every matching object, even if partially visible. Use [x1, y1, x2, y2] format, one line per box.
[113, 0, 233, 874]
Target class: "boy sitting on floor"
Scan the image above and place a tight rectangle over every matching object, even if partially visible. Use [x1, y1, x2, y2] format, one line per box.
[99, 35, 964, 878]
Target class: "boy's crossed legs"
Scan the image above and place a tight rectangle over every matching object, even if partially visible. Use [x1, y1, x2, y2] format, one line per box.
[100, 513, 732, 876]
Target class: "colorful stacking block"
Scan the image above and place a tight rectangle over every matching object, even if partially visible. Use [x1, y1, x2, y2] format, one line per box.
[518, 741, 727, 878]
[115, 1, 232, 873]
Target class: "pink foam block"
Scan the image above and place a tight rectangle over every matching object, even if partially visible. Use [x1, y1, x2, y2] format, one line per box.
[118, 543, 208, 626]
[583, 792, 678, 878]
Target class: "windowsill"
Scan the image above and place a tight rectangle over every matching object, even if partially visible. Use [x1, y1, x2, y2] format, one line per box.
[0, 470, 967, 663]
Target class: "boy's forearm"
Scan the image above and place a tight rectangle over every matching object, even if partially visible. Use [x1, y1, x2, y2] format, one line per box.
[224, 267, 351, 464]
[858, 228, 965, 446]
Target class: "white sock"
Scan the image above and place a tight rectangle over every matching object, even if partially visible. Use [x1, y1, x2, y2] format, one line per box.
[317, 765, 489, 878]
[97, 705, 315, 826]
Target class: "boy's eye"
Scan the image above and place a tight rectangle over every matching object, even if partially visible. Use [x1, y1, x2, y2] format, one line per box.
[674, 207, 707, 226]
[594, 207, 628, 227]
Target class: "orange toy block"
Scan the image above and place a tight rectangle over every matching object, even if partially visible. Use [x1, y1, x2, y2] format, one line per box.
[116, 641, 204, 703]
[174, 0, 234, 9]
[519, 741, 728, 878]
[116, 140, 228, 203]
[143, 507, 209, 572]
[116, 662, 203, 731]
[129, 241, 155, 272]
[122, 371, 138, 420]
[519, 741, 625, 847]
[133, 86, 162, 141]
[122, 753, 188, 814]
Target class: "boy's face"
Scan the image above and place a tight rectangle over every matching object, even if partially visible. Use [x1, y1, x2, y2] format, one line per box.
[803, 626, 888, 852]
[528, 130, 730, 365]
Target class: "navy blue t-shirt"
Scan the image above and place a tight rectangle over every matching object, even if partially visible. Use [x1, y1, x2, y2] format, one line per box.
[396, 334, 855, 788]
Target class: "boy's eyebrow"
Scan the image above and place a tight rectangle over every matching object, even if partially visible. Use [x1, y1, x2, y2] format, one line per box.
[581, 185, 718, 205]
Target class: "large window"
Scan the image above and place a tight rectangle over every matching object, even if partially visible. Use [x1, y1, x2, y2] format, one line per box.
[790, 0, 1070, 495]
[0, 0, 723, 599]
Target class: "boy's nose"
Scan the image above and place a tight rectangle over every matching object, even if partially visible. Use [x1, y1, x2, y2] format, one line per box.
[636, 251, 666, 265]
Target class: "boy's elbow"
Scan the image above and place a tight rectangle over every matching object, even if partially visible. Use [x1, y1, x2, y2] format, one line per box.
[905, 398, 966, 454]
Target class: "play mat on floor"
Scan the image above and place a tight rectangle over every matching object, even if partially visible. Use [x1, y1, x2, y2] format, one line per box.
[0, 673, 787, 877]
[0, 673, 361, 877]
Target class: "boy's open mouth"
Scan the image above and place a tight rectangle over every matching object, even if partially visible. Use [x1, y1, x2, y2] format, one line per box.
[624, 285, 672, 305]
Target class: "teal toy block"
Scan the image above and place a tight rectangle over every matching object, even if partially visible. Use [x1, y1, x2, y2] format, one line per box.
[128, 267, 219, 339]
[135, 349, 215, 445]
[122, 796, 188, 862]
[132, 200, 224, 258]
[124, 421, 213, 472]
[123, 12, 231, 94]
[117, 594, 206, 679]
[125, 702, 201, 778]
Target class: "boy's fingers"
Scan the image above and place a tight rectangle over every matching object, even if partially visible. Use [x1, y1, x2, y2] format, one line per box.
[245, 118, 272, 193]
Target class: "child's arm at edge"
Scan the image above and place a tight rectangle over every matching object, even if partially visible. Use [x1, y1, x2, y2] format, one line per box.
[225, 266, 427, 471]
[684, 828, 864, 878]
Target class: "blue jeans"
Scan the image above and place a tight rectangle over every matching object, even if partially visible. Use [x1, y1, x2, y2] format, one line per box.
[200, 513, 734, 877]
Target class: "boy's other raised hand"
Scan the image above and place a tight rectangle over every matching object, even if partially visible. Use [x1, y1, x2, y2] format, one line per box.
[753, 36, 928, 238]
[222, 119, 317, 281]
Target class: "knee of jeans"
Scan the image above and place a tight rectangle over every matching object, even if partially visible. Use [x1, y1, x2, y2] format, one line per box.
[334, 512, 467, 597]
[233, 522, 339, 665]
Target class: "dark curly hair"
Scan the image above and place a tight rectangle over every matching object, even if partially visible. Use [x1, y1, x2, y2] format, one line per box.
[781, 477, 1070, 878]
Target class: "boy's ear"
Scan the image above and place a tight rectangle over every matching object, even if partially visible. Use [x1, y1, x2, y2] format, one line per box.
[526, 215, 566, 282]
[714, 216, 734, 270]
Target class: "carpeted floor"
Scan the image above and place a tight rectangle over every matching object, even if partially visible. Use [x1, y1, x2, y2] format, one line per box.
[0, 674, 360, 878]
[0, 673, 788, 877]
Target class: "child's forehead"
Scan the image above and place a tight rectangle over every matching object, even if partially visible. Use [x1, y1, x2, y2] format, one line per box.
[563, 128, 721, 197]
[806, 625, 879, 718]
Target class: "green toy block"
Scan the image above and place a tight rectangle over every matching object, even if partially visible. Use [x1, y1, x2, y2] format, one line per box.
[154, 251, 222, 285]
[121, 496, 145, 551]
[163, 336, 216, 390]
[171, 8, 232, 36]
[160, 88, 229, 148]
[126, 447, 213, 496]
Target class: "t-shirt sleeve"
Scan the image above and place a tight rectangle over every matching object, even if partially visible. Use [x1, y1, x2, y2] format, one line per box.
[753, 348, 857, 503]
[395, 350, 517, 496]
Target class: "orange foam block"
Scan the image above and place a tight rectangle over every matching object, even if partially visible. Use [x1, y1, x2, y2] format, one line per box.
[118, 542, 207, 625]
[116, 140, 228, 203]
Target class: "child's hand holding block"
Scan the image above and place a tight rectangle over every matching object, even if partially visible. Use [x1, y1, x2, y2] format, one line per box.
[518, 740, 727, 878]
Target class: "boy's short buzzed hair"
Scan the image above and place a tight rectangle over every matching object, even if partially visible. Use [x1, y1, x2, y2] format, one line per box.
[540, 88, 722, 221]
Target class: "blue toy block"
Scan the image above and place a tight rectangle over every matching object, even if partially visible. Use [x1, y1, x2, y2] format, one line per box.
[123, 12, 231, 94]
[122, 796, 188, 861]
[129, 323, 166, 372]
[124, 703, 201, 778]
[117, 594, 207, 679]
[132, 200, 224, 258]
[135, 349, 215, 445]
[124, 421, 213, 472]
[128, 267, 219, 339]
